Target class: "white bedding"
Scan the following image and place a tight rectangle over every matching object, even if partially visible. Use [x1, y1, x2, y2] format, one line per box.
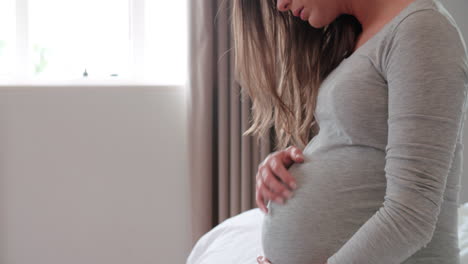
[187, 202, 468, 264]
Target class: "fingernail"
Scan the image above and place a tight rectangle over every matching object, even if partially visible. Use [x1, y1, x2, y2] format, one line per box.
[291, 182, 297, 189]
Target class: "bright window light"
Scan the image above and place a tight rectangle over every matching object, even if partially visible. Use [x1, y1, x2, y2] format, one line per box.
[144, 0, 188, 84]
[0, 0, 16, 77]
[0, 0, 188, 85]
[28, 0, 131, 81]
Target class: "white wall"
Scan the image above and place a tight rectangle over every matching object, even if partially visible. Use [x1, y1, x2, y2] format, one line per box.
[0, 85, 191, 264]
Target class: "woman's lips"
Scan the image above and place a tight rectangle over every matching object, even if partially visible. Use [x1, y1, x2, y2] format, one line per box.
[293, 6, 304, 17]
[299, 8, 306, 20]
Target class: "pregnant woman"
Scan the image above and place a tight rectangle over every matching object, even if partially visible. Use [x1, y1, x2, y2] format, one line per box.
[232, 0, 468, 263]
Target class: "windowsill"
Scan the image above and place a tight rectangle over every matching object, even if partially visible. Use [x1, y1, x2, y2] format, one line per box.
[0, 79, 188, 89]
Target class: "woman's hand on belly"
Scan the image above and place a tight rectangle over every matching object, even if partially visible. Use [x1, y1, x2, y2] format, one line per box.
[257, 255, 272, 263]
[256, 145, 303, 214]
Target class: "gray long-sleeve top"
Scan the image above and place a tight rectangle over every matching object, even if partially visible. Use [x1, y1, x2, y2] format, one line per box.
[261, 0, 468, 263]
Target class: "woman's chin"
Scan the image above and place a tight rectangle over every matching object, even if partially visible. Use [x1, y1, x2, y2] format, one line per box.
[307, 18, 326, 29]
[305, 13, 330, 29]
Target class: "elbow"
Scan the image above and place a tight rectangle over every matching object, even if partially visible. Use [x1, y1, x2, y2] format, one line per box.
[420, 223, 437, 248]
[383, 196, 440, 248]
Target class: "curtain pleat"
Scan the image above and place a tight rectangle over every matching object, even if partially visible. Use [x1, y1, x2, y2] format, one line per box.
[187, 0, 276, 248]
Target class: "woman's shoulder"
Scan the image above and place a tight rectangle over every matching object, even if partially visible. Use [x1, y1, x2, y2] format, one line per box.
[387, 4, 466, 52]
[381, 4, 468, 73]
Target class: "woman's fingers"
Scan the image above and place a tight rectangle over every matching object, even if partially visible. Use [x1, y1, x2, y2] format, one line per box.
[256, 170, 284, 205]
[255, 145, 304, 213]
[260, 165, 290, 201]
[261, 180, 285, 205]
[269, 155, 298, 192]
[282, 146, 305, 168]
[257, 256, 272, 263]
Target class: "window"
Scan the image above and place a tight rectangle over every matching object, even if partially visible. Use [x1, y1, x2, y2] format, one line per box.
[0, 0, 16, 78]
[0, 0, 188, 85]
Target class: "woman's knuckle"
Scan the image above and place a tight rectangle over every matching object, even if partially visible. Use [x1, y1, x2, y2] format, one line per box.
[264, 172, 274, 183]
[270, 159, 279, 171]
[256, 177, 262, 186]
[268, 162, 275, 171]
[272, 161, 286, 177]
[258, 162, 265, 172]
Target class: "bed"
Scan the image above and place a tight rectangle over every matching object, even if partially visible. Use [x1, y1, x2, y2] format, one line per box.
[187, 202, 468, 264]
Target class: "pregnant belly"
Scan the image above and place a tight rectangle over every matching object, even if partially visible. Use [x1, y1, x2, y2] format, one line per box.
[261, 146, 387, 264]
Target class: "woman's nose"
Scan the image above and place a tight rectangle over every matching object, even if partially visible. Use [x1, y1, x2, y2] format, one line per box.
[277, 0, 292, 12]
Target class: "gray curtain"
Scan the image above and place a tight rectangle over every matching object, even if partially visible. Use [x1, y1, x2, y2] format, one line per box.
[187, 0, 276, 248]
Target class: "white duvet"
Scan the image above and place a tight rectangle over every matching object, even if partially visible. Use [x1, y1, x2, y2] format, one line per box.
[187, 203, 468, 264]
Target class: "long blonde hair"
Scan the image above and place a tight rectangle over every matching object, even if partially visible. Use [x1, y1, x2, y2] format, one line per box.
[232, 0, 362, 150]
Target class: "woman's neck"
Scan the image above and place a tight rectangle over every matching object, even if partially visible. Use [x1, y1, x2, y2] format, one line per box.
[343, 0, 417, 32]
